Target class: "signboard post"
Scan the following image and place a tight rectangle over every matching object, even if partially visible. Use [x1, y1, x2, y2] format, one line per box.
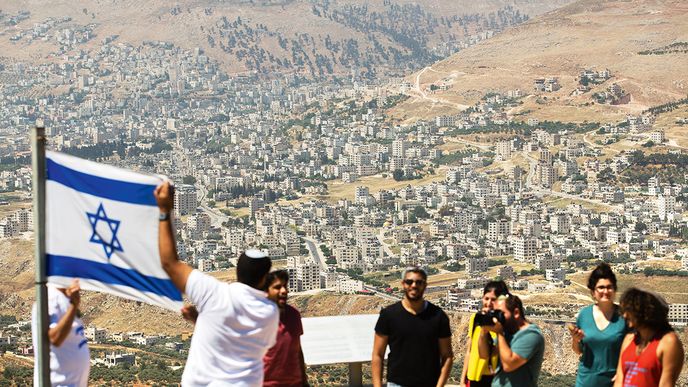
[301, 314, 386, 386]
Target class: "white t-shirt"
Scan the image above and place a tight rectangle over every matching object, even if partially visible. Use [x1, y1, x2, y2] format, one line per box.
[32, 284, 90, 387]
[182, 270, 279, 387]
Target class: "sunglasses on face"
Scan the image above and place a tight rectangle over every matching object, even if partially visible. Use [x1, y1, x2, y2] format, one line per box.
[403, 279, 426, 286]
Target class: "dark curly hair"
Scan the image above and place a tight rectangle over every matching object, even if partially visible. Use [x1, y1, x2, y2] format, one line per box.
[504, 294, 527, 320]
[483, 280, 509, 297]
[264, 270, 289, 291]
[587, 262, 617, 291]
[620, 287, 673, 334]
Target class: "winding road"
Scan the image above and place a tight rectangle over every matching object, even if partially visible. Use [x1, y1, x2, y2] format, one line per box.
[408, 66, 470, 111]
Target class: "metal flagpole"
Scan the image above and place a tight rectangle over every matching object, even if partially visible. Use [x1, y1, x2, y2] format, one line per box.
[32, 122, 50, 386]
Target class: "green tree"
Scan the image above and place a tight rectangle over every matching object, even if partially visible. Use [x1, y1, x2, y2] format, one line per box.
[392, 169, 404, 181]
[413, 206, 430, 219]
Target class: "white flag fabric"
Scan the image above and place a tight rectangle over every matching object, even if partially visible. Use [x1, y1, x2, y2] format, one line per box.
[45, 151, 182, 311]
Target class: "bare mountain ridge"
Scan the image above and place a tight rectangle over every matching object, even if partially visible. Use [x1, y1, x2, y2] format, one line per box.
[0, 0, 574, 78]
[395, 0, 688, 122]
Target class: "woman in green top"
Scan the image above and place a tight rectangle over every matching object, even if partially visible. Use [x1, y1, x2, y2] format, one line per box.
[570, 263, 627, 387]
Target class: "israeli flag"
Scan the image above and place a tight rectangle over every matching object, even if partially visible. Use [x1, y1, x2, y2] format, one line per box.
[45, 151, 182, 311]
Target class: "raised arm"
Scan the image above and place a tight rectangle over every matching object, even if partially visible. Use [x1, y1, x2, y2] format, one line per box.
[154, 181, 192, 293]
[658, 332, 684, 387]
[48, 280, 80, 347]
[371, 333, 388, 387]
[494, 332, 528, 372]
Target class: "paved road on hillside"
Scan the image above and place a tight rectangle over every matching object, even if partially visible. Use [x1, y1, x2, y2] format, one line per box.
[303, 238, 326, 269]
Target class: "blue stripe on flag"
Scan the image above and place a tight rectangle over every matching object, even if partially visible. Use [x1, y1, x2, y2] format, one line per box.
[46, 158, 158, 206]
[47, 254, 182, 302]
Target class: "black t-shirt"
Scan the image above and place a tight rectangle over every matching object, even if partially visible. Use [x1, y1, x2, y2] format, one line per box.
[374, 301, 452, 386]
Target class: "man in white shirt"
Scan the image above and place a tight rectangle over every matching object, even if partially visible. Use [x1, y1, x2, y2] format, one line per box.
[32, 279, 90, 387]
[154, 181, 279, 386]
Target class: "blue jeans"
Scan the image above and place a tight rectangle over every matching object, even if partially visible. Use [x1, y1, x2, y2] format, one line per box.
[387, 383, 403, 387]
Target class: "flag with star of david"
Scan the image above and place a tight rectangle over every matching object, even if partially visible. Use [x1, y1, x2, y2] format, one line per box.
[45, 151, 183, 311]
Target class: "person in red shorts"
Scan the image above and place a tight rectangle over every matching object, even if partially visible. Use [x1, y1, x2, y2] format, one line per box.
[614, 288, 684, 387]
[262, 270, 308, 387]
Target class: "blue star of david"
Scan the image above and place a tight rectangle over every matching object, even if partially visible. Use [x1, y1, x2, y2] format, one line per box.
[87, 203, 123, 259]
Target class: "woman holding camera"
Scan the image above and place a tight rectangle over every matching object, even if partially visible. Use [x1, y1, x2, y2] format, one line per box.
[570, 263, 627, 387]
[459, 280, 509, 387]
[613, 288, 684, 387]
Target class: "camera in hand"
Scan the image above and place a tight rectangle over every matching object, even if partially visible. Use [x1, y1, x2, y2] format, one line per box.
[474, 310, 505, 326]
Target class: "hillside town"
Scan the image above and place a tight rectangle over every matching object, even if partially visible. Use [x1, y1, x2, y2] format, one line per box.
[2, 32, 688, 326]
[1, 2, 688, 385]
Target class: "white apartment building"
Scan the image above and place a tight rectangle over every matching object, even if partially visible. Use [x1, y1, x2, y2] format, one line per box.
[13, 209, 31, 232]
[488, 219, 510, 241]
[550, 214, 570, 234]
[197, 258, 214, 272]
[537, 164, 555, 188]
[668, 304, 688, 327]
[110, 332, 129, 342]
[354, 186, 370, 203]
[135, 335, 161, 346]
[84, 326, 107, 343]
[249, 196, 265, 217]
[536, 255, 562, 271]
[392, 139, 407, 158]
[336, 277, 365, 294]
[225, 228, 245, 253]
[296, 261, 321, 291]
[285, 267, 298, 293]
[546, 268, 566, 282]
[103, 352, 135, 368]
[456, 277, 489, 289]
[0, 219, 17, 238]
[496, 140, 512, 160]
[657, 195, 676, 221]
[335, 244, 360, 268]
[188, 213, 211, 233]
[174, 184, 197, 215]
[435, 115, 456, 127]
[650, 130, 665, 144]
[466, 257, 489, 274]
[459, 298, 482, 312]
[446, 288, 472, 309]
[514, 237, 537, 262]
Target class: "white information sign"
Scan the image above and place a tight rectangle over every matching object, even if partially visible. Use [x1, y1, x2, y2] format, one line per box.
[301, 313, 387, 365]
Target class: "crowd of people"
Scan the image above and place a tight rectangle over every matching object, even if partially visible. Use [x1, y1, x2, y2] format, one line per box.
[32, 182, 685, 386]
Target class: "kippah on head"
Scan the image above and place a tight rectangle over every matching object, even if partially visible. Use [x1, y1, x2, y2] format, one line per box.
[237, 250, 272, 289]
[245, 249, 268, 259]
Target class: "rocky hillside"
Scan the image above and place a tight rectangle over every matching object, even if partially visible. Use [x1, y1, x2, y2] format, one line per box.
[0, 0, 574, 78]
[395, 0, 688, 122]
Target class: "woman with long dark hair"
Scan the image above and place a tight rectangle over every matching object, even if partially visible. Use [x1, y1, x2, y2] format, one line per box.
[459, 280, 509, 387]
[613, 288, 684, 387]
[570, 263, 626, 387]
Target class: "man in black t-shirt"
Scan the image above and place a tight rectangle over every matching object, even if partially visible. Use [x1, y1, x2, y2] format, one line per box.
[372, 267, 453, 387]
